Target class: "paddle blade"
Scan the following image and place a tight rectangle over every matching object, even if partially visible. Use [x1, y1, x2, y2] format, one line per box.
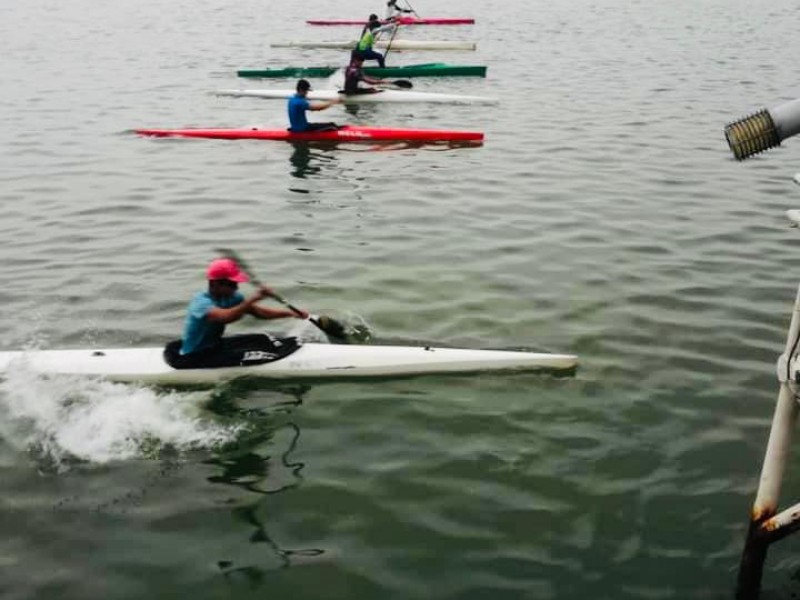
[313, 315, 348, 340]
[391, 79, 413, 89]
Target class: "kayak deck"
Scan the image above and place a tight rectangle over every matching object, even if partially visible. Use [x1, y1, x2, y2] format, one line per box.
[0, 344, 578, 385]
[236, 64, 488, 79]
[307, 18, 476, 26]
[135, 126, 485, 143]
[214, 88, 498, 105]
[270, 40, 477, 51]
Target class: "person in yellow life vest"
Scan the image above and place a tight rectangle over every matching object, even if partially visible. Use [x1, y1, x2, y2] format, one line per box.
[356, 14, 396, 68]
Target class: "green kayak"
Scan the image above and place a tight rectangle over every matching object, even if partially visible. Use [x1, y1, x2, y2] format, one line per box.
[237, 63, 487, 79]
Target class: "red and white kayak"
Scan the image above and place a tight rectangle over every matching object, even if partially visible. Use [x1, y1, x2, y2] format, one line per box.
[135, 125, 484, 143]
[307, 17, 475, 26]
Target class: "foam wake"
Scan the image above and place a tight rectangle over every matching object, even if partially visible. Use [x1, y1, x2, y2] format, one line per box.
[0, 363, 243, 470]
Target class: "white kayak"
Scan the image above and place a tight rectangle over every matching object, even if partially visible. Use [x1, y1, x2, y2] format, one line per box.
[271, 40, 476, 51]
[215, 88, 497, 105]
[0, 343, 577, 385]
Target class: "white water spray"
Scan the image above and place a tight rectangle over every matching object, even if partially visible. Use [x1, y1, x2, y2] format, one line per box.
[0, 362, 244, 469]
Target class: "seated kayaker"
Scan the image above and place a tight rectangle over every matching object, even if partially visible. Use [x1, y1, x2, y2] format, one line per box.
[167, 258, 308, 369]
[288, 79, 340, 133]
[343, 52, 386, 95]
[356, 16, 395, 68]
[386, 0, 414, 20]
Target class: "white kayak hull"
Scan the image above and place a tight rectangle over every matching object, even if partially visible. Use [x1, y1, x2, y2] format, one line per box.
[215, 88, 497, 105]
[0, 344, 577, 385]
[271, 40, 476, 51]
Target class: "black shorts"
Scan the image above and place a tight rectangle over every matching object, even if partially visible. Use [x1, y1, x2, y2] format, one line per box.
[164, 334, 300, 370]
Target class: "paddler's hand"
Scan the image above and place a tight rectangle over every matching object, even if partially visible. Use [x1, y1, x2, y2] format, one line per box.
[293, 308, 309, 319]
[254, 285, 277, 300]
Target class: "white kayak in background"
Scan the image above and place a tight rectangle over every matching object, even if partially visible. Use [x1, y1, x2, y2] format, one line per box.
[0, 343, 577, 385]
[271, 40, 477, 51]
[215, 88, 498, 105]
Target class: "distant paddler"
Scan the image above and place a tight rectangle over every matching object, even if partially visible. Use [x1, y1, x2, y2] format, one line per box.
[356, 14, 396, 68]
[342, 52, 412, 95]
[344, 52, 388, 95]
[288, 79, 340, 133]
[385, 0, 415, 20]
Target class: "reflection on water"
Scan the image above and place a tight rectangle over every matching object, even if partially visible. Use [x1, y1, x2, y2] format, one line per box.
[288, 142, 351, 180]
[218, 503, 324, 584]
[343, 103, 365, 119]
[289, 139, 482, 179]
[206, 385, 324, 577]
[206, 421, 304, 495]
[289, 142, 319, 179]
[289, 138, 482, 180]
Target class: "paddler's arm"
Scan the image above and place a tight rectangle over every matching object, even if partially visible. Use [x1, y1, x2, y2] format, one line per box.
[206, 288, 274, 324]
[309, 98, 342, 111]
[249, 305, 309, 320]
[373, 23, 396, 38]
[240, 285, 309, 320]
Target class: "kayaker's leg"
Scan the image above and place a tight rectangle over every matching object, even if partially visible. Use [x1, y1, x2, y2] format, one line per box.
[346, 87, 382, 95]
[361, 48, 385, 68]
[164, 335, 286, 369]
[223, 334, 300, 363]
[305, 123, 340, 132]
[164, 340, 225, 369]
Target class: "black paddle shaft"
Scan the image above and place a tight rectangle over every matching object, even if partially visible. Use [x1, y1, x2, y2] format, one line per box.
[215, 248, 304, 316]
[214, 248, 348, 339]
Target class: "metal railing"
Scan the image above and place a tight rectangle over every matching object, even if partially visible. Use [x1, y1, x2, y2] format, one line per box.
[726, 97, 800, 598]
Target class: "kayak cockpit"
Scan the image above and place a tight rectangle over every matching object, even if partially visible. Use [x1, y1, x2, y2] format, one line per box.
[162, 334, 301, 370]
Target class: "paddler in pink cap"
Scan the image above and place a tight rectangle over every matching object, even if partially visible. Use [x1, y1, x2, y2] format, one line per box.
[170, 258, 308, 368]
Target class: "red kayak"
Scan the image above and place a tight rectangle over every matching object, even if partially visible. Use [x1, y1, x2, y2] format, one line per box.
[135, 125, 484, 143]
[307, 17, 475, 26]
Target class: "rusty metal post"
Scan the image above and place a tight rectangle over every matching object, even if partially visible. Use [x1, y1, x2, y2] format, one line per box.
[762, 499, 800, 542]
[736, 284, 800, 599]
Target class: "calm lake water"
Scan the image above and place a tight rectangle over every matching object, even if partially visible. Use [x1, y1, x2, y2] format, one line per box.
[3, 0, 800, 598]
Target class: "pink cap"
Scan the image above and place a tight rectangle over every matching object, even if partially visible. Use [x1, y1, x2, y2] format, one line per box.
[206, 258, 249, 283]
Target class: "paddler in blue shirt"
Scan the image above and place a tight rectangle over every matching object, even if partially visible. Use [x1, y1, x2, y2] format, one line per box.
[167, 258, 308, 368]
[287, 79, 340, 132]
[356, 14, 395, 68]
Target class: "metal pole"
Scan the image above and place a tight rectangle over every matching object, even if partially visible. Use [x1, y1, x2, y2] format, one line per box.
[736, 284, 800, 599]
[725, 98, 800, 160]
[761, 499, 800, 543]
